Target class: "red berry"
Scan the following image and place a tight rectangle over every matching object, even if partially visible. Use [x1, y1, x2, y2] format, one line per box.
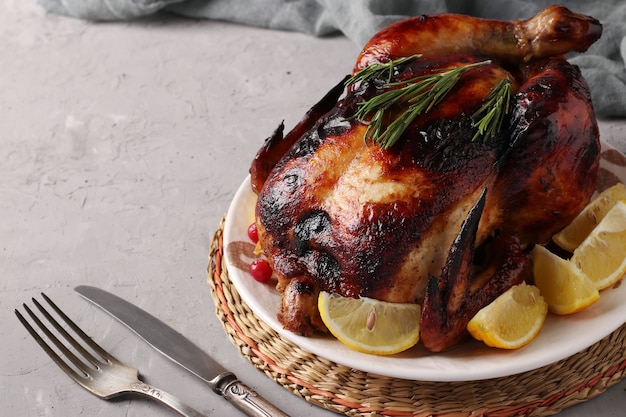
[247, 222, 259, 243]
[250, 259, 272, 283]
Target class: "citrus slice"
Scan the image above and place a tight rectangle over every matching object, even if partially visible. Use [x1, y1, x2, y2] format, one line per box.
[466, 283, 547, 349]
[571, 200, 626, 291]
[318, 291, 421, 355]
[532, 245, 600, 314]
[553, 183, 626, 252]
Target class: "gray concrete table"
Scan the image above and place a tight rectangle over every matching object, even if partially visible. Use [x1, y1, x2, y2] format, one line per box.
[1, 2, 625, 416]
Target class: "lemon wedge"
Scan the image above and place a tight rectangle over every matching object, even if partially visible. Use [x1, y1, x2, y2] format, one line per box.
[571, 200, 626, 291]
[467, 283, 548, 349]
[318, 291, 421, 355]
[532, 245, 600, 315]
[553, 183, 626, 252]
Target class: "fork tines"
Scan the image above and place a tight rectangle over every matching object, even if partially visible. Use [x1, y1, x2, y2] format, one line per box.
[15, 293, 112, 381]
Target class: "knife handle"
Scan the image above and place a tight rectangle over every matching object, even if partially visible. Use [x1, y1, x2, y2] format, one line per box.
[219, 377, 290, 417]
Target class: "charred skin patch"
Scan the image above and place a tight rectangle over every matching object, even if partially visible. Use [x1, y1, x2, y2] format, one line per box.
[294, 210, 332, 255]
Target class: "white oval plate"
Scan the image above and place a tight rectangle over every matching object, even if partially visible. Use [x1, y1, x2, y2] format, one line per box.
[223, 141, 626, 382]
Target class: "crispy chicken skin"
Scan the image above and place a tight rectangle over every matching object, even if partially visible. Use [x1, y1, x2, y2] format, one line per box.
[250, 6, 601, 350]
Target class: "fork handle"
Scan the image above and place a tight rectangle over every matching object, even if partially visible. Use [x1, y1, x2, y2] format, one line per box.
[130, 381, 207, 417]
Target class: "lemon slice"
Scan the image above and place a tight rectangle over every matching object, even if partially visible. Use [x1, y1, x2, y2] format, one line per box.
[467, 283, 548, 349]
[553, 183, 626, 252]
[318, 291, 421, 355]
[532, 245, 600, 314]
[571, 200, 626, 291]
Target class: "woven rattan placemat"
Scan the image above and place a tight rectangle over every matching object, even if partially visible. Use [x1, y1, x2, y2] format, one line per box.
[207, 218, 626, 417]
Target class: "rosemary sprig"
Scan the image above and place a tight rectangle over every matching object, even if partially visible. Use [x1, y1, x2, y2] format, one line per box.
[471, 77, 512, 142]
[348, 58, 512, 149]
[345, 55, 421, 87]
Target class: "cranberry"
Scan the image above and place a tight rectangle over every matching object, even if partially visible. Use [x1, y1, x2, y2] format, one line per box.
[247, 222, 259, 243]
[249, 259, 272, 283]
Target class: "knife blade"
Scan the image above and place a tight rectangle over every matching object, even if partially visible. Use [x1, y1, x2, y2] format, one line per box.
[75, 285, 289, 417]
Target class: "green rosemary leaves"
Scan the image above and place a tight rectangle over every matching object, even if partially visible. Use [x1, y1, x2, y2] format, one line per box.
[346, 56, 512, 149]
[471, 77, 512, 142]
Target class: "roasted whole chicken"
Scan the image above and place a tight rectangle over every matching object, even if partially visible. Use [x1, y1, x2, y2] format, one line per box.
[249, 5, 602, 352]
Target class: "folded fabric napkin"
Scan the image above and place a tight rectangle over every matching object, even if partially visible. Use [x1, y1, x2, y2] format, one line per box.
[38, 0, 626, 117]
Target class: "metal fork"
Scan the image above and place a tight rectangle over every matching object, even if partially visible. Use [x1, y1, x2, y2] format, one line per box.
[15, 293, 207, 417]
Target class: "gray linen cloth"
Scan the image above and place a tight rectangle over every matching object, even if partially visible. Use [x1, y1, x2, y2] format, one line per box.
[38, 0, 626, 117]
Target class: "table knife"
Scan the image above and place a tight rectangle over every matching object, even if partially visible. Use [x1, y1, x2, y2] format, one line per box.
[75, 285, 289, 417]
